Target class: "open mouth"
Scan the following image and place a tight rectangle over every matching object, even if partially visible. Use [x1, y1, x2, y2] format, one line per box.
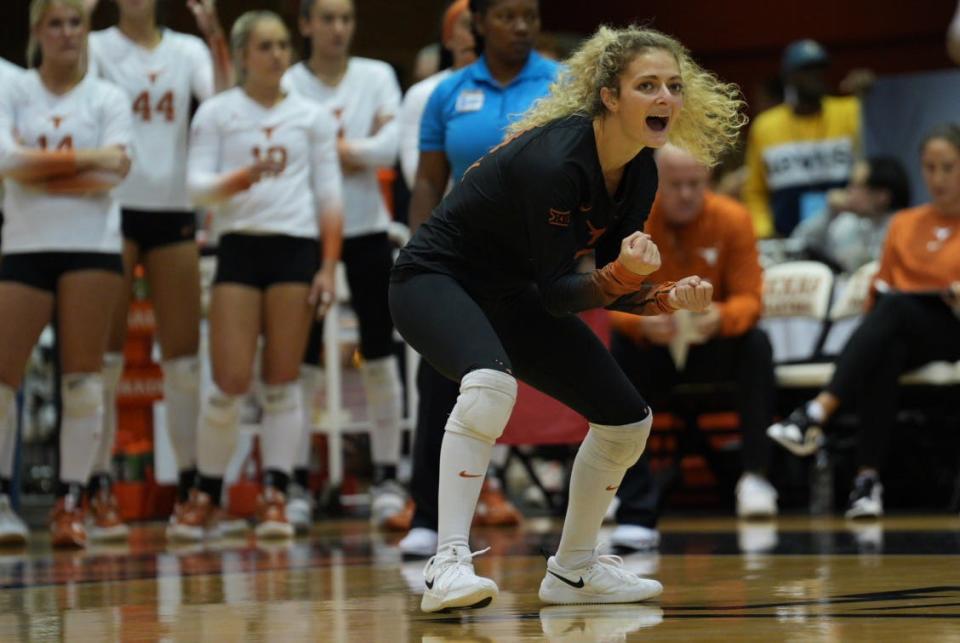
[646, 116, 669, 132]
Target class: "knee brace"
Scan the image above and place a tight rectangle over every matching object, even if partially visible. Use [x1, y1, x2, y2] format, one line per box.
[198, 386, 241, 477]
[261, 382, 300, 414]
[61, 373, 104, 420]
[102, 353, 124, 393]
[580, 411, 654, 472]
[359, 356, 401, 407]
[162, 356, 200, 394]
[202, 387, 241, 429]
[445, 368, 517, 446]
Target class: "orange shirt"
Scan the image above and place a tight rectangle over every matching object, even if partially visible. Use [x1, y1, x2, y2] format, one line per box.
[873, 203, 960, 299]
[610, 191, 764, 343]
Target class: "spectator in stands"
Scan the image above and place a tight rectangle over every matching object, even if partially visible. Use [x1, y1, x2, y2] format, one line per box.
[791, 157, 911, 273]
[743, 39, 860, 238]
[608, 145, 775, 550]
[397, 0, 560, 558]
[769, 123, 960, 519]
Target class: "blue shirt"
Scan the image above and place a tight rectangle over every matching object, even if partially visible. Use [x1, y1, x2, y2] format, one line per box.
[419, 51, 561, 182]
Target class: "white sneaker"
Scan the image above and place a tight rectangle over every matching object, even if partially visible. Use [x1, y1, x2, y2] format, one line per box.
[539, 551, 663, 605]
[285, 486, 314, 534]
[610, 525, 660, 552]
[736, 473, 778, 518]
[370, 480, 407, 527]
[399, 527, 438, 559]
[845, 476, 883, 520]
[420, 546, 498, 613]
[0, 495, 28, 546]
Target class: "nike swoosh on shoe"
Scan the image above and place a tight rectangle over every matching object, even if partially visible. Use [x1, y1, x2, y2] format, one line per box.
[548, 570, 585, 588]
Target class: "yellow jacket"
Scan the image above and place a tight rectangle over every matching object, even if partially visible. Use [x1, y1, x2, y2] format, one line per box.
[744, 96, 860, 238]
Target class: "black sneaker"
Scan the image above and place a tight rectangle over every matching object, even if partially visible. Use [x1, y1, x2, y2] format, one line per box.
[844, 474, 883, 520]
[766, 406, 823, 457]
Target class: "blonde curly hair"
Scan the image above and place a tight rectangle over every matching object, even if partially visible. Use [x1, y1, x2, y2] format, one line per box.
[509, 25, 747, 167]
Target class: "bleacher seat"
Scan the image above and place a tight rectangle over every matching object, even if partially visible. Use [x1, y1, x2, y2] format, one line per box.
[761, 259, 960, 389]
[758, 261, 834, 388]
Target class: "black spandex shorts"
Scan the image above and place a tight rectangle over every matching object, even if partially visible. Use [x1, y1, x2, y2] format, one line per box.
[213, 233, 318, 290]
[0, 251, 123, 293]
[303, 231, 396, 364]
[121, 208, 197, 253]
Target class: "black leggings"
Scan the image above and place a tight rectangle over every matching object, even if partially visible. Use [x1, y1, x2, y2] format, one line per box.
[389, 272, 649, 426]
[304, 232, 396, 364]
[827, 294, 960, 471]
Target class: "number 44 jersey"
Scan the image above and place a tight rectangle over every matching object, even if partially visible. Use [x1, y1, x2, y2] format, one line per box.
[88, 27, 215, 211]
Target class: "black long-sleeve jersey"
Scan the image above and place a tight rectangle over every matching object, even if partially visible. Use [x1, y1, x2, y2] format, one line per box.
[393, 115, 676, 316]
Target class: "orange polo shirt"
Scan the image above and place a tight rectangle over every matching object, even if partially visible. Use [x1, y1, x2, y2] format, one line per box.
[610, 191, 764, 343]
[873, 203, 960, 301]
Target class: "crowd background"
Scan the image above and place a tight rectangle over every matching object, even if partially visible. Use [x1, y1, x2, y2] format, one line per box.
[1, 1, 955, 116]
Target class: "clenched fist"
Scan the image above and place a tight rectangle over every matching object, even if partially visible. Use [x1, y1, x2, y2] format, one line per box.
[619, 232, 661, 276]
[667, 276, 713, 312]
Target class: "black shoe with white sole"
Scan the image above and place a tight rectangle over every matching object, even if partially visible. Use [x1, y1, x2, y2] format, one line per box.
[767, 406, 823, 457]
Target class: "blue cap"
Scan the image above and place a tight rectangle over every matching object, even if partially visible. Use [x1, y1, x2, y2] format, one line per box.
[781, 39, 829, 75]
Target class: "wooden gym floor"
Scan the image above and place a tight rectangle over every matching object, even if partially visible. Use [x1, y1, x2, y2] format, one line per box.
[1, 515, 959, 641]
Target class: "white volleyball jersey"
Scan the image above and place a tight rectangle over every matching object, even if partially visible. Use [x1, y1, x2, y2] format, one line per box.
[187, 88, 342, 239]
[282, 58, 400, 238]
[0, 71, 131, 253]
[88, 27, 214, 211]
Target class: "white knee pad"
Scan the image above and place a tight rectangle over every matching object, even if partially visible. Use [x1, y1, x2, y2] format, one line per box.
[197, 386, 242, 477]
[162, 356, 200, 394]
[580, 412, 654, 472]
[446, 369, 517, 446]
[62, 373, 104, 420]
[203, 387, 241, 429]
[261, 382, 300, 414]
[102, 353, 124, 393]
[359, 356, 401, 407]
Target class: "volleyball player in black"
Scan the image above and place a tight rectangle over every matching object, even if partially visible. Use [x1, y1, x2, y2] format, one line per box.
[390, 25, 744, 612]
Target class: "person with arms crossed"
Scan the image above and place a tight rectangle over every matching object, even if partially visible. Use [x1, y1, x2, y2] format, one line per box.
[390, 25, 744, 612]
[0, 0, 133, 548]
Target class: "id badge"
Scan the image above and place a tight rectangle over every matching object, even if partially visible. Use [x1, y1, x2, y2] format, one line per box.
[455, 90, 485, 113]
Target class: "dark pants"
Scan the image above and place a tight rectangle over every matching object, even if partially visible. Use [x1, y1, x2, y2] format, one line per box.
[827, 294, 960, 471]
[611, 327, 777, 527]
[390, 272, 651, 531]
[304, 232, 396, 365]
